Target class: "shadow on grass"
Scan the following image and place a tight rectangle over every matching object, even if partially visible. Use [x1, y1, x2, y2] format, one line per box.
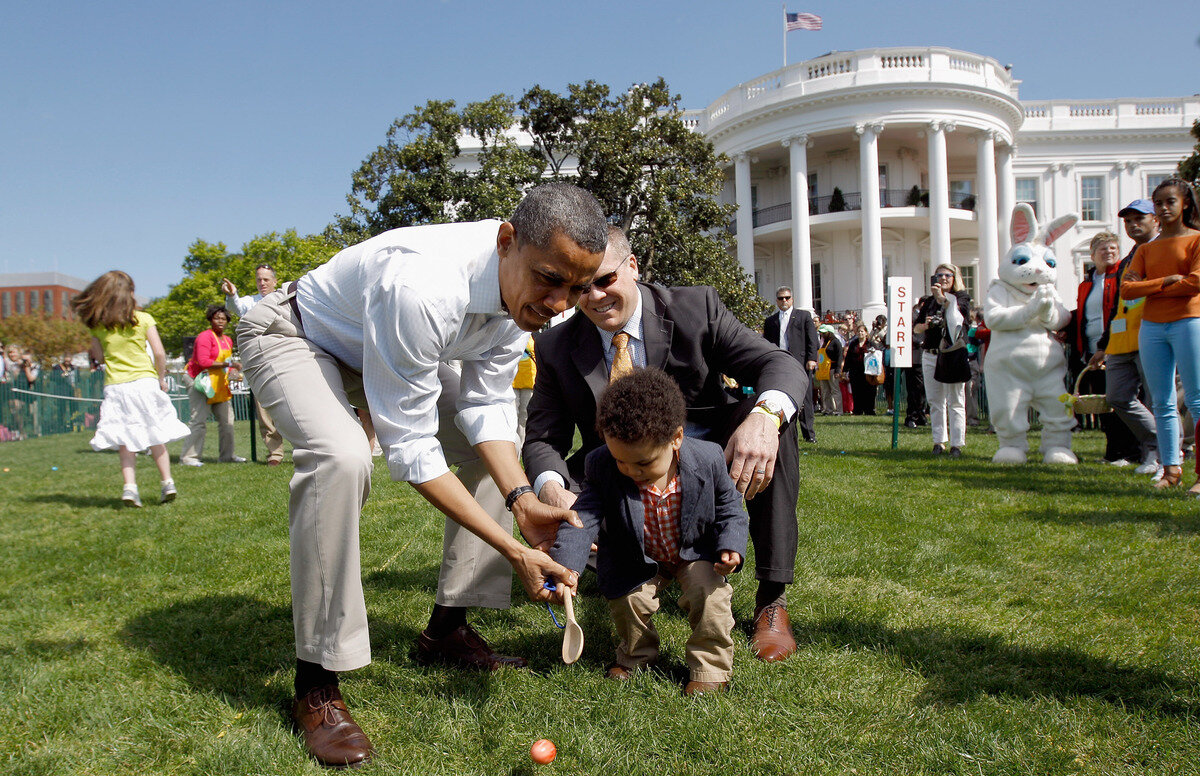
[23, 492, 123, 509]
[1026, 505, 1200, 535]
[121, 594, 295, 711]
[800, 616, 1199, 718]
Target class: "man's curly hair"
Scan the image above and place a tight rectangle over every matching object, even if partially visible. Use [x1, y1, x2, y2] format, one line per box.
[596, 367, 686, 446]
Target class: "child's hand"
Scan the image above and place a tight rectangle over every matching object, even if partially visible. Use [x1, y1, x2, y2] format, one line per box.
[713, 551, 741, 575]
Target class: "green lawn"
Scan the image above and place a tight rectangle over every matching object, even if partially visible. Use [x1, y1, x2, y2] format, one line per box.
[1, 419, 1198, 775]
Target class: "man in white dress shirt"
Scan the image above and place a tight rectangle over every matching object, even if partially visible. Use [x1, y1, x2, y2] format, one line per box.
[221, 265, 286, 464]
[236, 184, 607, 768]
[221, 264, 278, 317]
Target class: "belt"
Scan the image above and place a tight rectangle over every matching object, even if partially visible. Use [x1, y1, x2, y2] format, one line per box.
[286, 281, 304, 328]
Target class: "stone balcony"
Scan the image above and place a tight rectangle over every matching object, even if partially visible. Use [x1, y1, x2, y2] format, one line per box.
[1019, 98, 1200, 133]
[680, 47, 1018, 136]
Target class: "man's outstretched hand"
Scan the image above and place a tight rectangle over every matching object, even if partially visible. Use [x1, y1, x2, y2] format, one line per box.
[513, 492, 582, 551]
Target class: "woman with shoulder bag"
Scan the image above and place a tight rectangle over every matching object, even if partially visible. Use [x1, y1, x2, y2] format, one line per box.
[914, 263, 972, 456]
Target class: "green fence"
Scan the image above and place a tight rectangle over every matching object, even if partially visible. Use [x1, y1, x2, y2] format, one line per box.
[0, 371, 253, 442]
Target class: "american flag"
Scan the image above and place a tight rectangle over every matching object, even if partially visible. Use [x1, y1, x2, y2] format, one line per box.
[785, 11, 822, 31]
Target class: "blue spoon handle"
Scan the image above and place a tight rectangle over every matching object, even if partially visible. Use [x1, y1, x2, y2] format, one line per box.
[543, 581, 565, 629]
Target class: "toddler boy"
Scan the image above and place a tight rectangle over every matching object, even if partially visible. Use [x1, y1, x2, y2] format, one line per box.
[551, 368, 749, 695]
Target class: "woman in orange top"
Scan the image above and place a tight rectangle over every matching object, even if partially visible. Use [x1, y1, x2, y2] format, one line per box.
[1120, 178, 1200, 491]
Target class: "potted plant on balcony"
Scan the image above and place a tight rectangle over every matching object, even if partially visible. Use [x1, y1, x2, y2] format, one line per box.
[828, 186, 847, 213]
[906, 185, 923, 207]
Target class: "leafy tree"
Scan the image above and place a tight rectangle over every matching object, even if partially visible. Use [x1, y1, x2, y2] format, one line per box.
[828, 187, 847, 213]
[0, 314, 90, 365]
[327, 95, 544, 245]
[1177, 119, 1200, 184]
[333, 80, 766, 326]
[146, 231, 338, 353]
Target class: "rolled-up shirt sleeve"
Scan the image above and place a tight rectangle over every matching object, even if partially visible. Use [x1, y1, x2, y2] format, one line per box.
[361, 280, 454, 485]
[456, 334, 524, 446]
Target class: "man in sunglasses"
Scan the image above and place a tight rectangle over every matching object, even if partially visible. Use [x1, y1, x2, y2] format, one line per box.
[524, 225, 809, 665]
[763, 286, 819, 443]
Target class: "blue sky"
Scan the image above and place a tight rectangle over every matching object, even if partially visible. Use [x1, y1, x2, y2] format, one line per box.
[3, 0, 1197, 298]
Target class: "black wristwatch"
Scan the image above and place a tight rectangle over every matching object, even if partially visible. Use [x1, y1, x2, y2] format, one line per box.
[504, 485, 535, 512]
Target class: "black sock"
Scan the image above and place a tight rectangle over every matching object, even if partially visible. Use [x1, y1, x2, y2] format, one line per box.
[425, 604, 467, 640]
[295, 659, 338, 698]
[755, 582, 787, 613]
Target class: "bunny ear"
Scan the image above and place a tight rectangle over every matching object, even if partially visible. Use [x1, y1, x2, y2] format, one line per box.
[1010, 203, 1037, 244]
[1040, 213, 1079, 246]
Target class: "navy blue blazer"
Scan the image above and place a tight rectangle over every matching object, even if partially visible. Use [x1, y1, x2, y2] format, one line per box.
[550, 437, 750, 600]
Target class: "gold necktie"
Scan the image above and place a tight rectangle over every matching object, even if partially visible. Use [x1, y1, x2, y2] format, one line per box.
[609, 332, 633, 383]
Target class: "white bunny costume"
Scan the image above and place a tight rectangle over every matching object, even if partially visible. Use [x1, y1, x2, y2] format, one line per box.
[982, 204, 1078, 464]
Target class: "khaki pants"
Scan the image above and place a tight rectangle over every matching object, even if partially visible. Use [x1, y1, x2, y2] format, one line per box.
[180, 386, 234, 463]
[609, 561, 735, 683]
[236, 290, 511, 672]
[255, 398, 285, 463]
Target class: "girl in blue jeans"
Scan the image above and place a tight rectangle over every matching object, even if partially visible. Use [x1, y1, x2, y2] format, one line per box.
[1120, 178, 1200, 492]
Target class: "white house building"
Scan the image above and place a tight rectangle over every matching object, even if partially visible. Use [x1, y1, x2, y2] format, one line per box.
[682, 47, 1199, 317]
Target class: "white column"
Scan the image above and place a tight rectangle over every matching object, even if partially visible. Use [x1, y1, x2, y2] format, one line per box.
[856, 122, 885, 319]
[975, 130, 999, 291]
[783, 135, 813, 311]
[997, 142, 1015, 254]
[733, 153, 755, 279]
[926, 120, 953, 279]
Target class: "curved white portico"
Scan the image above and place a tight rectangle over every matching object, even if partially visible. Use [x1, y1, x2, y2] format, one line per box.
[685, 46, 1198, 316]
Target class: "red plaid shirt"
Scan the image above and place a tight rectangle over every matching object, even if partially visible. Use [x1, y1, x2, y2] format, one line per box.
[639, 471, 682, 564]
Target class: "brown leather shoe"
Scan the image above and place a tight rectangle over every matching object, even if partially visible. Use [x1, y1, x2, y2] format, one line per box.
[291, 685, 373, 768]
[684, 680, 727, 696]
[605, 664, 633, 680]
[751, 603, 797, 662]
[415, 624, 528, 670]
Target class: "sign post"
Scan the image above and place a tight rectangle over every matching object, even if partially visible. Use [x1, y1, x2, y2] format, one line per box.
[887, 277, 913, 449]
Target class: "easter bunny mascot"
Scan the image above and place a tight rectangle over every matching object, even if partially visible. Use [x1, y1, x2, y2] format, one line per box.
[983, 204, 1079, 464]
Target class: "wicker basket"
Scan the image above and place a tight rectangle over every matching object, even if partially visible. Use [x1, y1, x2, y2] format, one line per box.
[1070, 365, 1110, 415]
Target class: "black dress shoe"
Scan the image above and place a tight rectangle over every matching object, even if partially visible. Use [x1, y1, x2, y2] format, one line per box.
[292, 685, 373, 768]
[415, 624, 528, 670]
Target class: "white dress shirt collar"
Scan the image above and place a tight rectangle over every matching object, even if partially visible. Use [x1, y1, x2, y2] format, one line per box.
[466, 248, 505, 316]
[597, 290, 644, 353]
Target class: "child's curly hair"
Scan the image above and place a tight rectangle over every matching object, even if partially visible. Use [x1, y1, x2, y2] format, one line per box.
[596, 367, 686, 446]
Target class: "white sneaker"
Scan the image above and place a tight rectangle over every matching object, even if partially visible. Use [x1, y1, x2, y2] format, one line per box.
[227, 455, 247, 463]
[180, 459, 203, 468]
[1106, 458, 1131, 467]
[1134, 461, 1160, 475]
[121, 486, 142, 508]
[371, 442, 383, 457]
[160, 480, 177, 503]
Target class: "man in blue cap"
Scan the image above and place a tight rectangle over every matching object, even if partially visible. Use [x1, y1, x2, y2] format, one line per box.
[1086, 198, 1161, 475]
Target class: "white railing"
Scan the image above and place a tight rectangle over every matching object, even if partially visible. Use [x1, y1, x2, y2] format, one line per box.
[1021, 97, 1199, 131]
[808, 57, 853, 80]
[692, 47, 1015, 134]
[880, 53, 925, 69]
[1069, 104, 1114, 117]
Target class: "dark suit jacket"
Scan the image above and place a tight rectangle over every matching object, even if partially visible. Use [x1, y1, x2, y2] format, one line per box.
[524, 283, 808, 490]
[763, 309, 818, 366]
[550, 437, 749, 599]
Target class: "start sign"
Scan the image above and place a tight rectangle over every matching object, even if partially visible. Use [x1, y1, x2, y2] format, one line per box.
[887, 277, 913, 368]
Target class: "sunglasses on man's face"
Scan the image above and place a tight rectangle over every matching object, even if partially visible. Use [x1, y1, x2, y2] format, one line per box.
[777, 295, 792, 301]
[584, 268, 622, 293]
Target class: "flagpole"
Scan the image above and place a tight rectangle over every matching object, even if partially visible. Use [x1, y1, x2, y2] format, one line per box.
[782, 4, 788, 67]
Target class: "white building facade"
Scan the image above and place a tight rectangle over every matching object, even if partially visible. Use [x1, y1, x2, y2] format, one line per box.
[682, 47, 1199, 317]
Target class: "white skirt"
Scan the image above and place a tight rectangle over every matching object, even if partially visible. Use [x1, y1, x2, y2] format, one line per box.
[90, 377, 190, 452]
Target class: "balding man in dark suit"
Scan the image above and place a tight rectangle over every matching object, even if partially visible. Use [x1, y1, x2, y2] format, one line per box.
[763, 285, 819, 443]
[523, 227, 808, 663]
